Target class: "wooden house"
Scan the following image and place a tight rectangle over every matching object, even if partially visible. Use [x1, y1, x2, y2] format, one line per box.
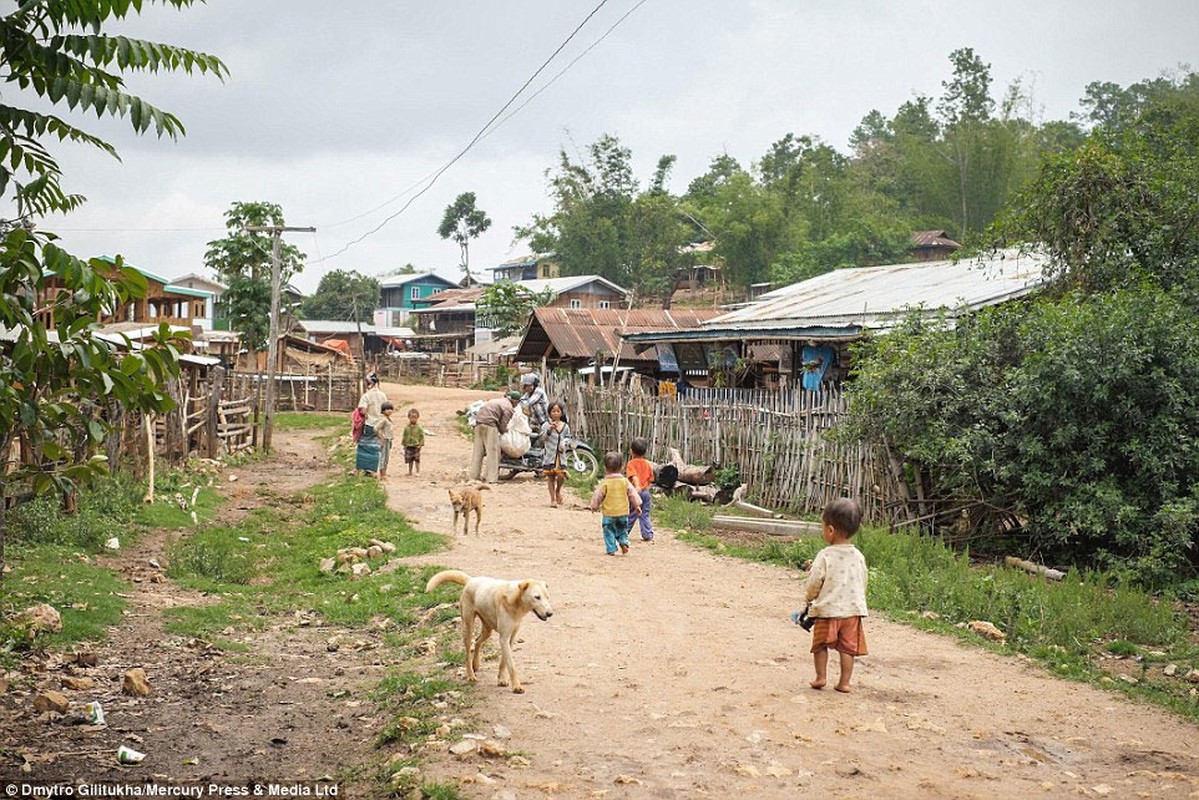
[36, 257, 208, 331]
[910, 230, 963, 262]
[376, 272, 458, 326]
[490, 254, 558, 283]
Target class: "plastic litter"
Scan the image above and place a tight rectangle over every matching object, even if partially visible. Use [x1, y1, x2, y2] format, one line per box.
[85, 701, 105, 725]
[117, 745, 145, 765]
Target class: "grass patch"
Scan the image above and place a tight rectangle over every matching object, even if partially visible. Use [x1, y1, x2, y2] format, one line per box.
[0, 544, 128, 665]
[372, 671, 468, 798]
[672, 503, 1199, 721]
[274, 411, 348, 431]
[164, 473, 446, 635]
[6, 475, 143, 551]
[655, 493, 715, 534]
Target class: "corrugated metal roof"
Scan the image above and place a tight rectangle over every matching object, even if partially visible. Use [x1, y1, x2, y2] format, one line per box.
[911, 230, 963, 249]
[164, 284, 213, 299]
[711, 250, 1047, 331]
[297, 320, 377, 334]
[374, 326, 416, 338]
[518, 307, 721, 362]
[378, 272, 455, 289]
[515, 275, 628, 297]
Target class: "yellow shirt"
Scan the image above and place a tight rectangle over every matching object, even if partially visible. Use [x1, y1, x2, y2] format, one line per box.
[592, 474, 634, 517]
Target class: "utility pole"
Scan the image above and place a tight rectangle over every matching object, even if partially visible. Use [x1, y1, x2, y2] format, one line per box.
[244, 224, 315, 454]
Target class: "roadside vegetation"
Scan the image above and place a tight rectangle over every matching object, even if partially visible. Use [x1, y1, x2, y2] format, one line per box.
[656, 495, 1199, 723]
[0, 416, 472, 797]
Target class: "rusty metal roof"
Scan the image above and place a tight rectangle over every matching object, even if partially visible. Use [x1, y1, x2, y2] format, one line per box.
[517, 307, 721, 362]
[911, 230, 963, 249]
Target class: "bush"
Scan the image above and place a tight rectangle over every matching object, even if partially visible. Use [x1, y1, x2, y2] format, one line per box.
[6, 476, 141, 551]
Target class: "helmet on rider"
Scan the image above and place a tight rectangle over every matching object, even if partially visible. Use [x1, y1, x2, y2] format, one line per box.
[520, 372, 540, 388]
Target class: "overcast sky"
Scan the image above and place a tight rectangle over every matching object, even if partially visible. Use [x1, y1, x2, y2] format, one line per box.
[15, 0, 1199, 293]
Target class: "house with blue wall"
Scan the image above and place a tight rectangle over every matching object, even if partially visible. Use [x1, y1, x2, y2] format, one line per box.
[376, 272, 457, 325]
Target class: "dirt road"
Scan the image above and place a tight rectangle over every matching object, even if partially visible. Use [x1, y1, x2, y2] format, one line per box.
[388, 385, 1199, 799]
[3, 383, 1197, 799]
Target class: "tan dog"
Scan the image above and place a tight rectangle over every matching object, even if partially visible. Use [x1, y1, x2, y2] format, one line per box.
[425, 569, 553, 693]
[448, 484, 490, 535]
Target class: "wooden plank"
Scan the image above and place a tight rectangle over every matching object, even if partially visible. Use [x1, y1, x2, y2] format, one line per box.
[711, 515, 822, 537]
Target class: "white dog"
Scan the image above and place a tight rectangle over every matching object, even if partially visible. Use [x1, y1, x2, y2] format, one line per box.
[425, 569, 553, 693]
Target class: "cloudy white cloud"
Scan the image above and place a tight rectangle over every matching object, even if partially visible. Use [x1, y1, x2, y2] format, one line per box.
[12, 0, 1198, 293]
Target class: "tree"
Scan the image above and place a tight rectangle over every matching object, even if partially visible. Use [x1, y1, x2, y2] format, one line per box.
[517, 134, 691, 300]
[0, 1, 225, 220]
[437, 192, 491, 282]
[991, 72, 1199, 294]
[301, 270, 380, 322]
[204, 202, 305, 353]
[845, 77, 1199, 586]
[0, 0, 225, 576]
[476, 281, 556, 339]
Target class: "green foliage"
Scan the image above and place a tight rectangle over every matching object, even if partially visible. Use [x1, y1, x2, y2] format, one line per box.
[475, 281, 556, 339]
[300, 270, 380, 323]
[0, 1, 220, 579]
[0, 0, 226, 217]
[6, 475, 141, 550]
[437, 191, 491, 281]
[517, 133, 692, 299]
[204, 201, 306, 352]
[844, 285, 1199, 585]
[843, 75, 1199, 585]
[991, 76, 1199, 295]
[472, 363, 518, 392]
[713, 463, 742, 492]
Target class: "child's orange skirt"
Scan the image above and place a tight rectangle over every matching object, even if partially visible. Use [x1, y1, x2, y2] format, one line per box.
[810, 616, 868, 656]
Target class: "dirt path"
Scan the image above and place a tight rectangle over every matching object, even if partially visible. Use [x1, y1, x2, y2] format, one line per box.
[0, 430, 394, 790]
[386, 385, 1199, 800]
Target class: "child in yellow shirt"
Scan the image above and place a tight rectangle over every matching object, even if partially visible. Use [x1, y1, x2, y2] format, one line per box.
[589, 451, 642, 556]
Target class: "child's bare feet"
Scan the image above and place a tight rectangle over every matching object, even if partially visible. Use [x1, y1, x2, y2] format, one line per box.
[834, 683, 852, 693]
[809, 679, 826, 690]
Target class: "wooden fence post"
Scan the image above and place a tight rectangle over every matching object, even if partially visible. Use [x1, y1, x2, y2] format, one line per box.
[207, 366, 225, 459]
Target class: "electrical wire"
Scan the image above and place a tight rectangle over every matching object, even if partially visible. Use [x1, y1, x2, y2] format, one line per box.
[313, 0, 615, 264]
[480, 0, 649, 144]
[320, 0, 649, 233]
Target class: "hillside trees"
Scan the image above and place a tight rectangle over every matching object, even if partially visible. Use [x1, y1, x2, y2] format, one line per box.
[204, 202, 306, 353]
[0, 0, 225, 575]
[844, 72, 1199, 586]
[515, 134, 692, 300]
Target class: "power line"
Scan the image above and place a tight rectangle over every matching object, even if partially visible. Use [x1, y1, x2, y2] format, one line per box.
[313, 0, 615, 264]
[480, 0, 650, 143]
[318, 0, 649, 233]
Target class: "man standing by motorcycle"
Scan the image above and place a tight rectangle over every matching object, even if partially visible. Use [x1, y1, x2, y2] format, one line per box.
[471, 390, 522, 484]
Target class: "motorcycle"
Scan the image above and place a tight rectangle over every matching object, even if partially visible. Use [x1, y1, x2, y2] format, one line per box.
[464, 400, 600, 481]
[498, 435, 600, 481]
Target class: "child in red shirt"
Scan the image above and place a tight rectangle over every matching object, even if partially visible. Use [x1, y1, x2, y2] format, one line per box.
[625, 437, 655, 543]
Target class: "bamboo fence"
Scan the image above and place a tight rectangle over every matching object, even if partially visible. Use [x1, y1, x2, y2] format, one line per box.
[545, 373, 910, 524]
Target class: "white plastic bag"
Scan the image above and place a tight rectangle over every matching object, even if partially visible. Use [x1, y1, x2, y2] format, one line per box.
[500, 408, 532, 458]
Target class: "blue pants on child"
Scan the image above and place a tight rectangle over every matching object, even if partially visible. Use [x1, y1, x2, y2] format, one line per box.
[602, 515, 630, 554]
[627, 488, 653, 540]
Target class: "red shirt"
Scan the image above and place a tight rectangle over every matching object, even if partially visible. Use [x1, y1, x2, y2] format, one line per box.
[626, 456, 654, 491]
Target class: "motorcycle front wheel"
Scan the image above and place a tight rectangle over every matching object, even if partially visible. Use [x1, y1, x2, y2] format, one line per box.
[567, 447, 600, 480]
